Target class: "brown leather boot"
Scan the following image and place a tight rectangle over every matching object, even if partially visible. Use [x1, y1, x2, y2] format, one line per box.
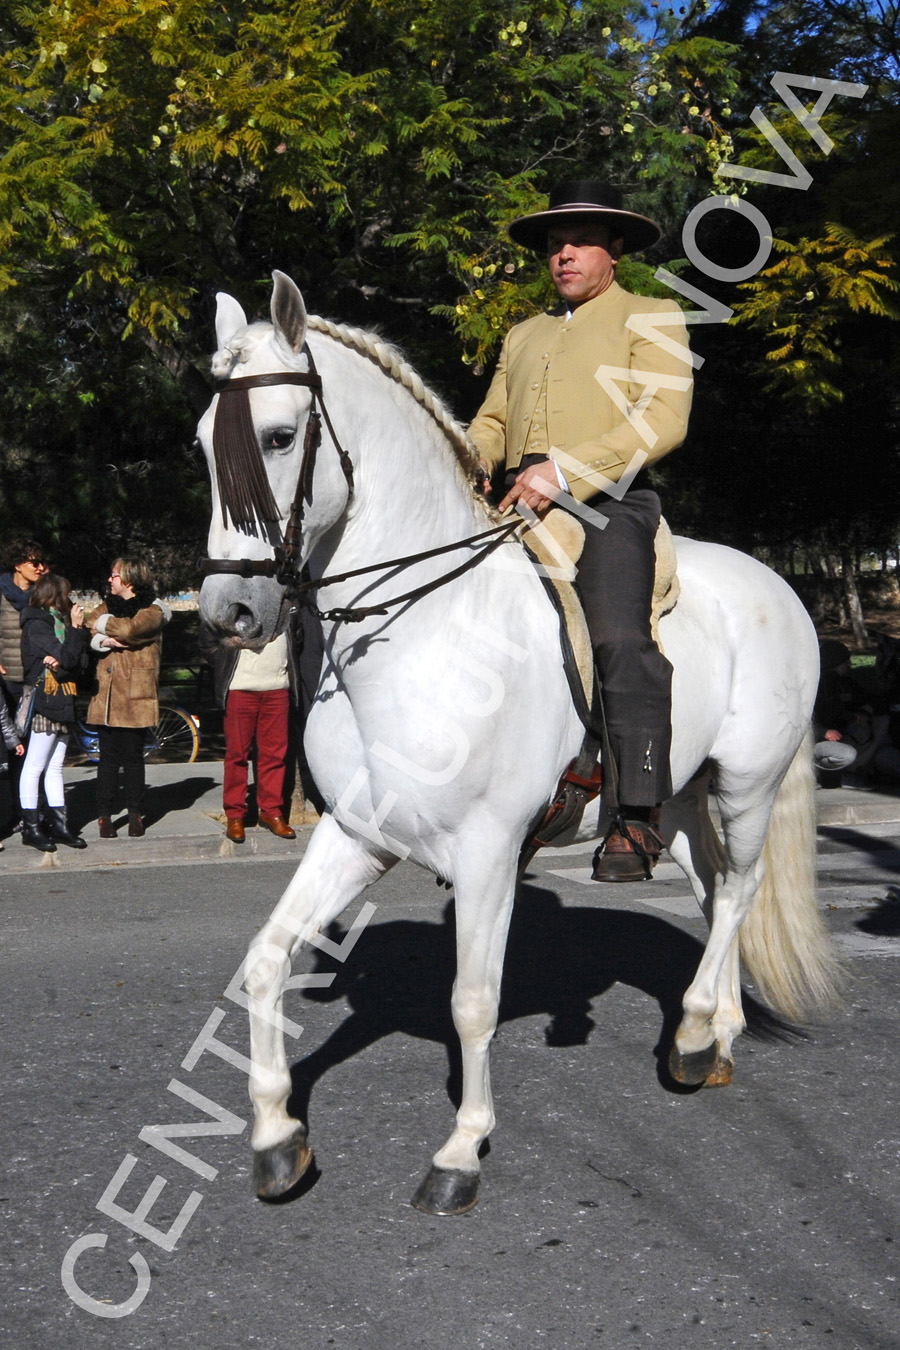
[98, 817, 117, 839]
[226, 817, 245, 843]
[257, 811, 296, 839]
[592, 811, 664, 883]
[128, 813, 145, 838]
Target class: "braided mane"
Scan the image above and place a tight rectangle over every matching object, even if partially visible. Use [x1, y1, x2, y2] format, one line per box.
[306, 315, 480, 477]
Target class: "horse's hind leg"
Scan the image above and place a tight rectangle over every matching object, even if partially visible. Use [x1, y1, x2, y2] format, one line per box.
[411, 843, 518, 1216]
[668, 785, 773, 1086]
[243, 813, 395, 1198]
[662, 777, 743, 1085]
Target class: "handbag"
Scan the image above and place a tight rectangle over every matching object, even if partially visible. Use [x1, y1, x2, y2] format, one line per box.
[15, 670, 46, 737]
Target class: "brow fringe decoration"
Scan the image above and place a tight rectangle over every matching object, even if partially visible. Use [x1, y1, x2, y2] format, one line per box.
[212, 385, 282, 530]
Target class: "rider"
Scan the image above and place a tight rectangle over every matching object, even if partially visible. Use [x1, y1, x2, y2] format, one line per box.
[468, 179, 693, 881]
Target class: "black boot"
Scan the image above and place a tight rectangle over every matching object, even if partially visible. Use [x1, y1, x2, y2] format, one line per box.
[22, 808, 56, 853]
[48, 806, 88, 850]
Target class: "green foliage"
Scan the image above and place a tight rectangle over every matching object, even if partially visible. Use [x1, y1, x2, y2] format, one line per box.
[732, 225, 899, 406]
[0, 0, 897, 579]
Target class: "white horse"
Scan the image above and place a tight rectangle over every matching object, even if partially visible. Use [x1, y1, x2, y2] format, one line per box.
[198, 271, 839, 1214]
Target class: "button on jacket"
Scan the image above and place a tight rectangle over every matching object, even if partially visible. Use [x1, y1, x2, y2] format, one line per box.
[468, 281, 692, 500]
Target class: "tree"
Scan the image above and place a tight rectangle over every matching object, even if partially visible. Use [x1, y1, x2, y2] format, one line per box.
[0, 0, 744, 582]
[656, 0, 900, 625]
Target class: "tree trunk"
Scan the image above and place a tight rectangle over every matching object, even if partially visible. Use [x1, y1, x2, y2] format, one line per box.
[839, 547, 869, 646]
[805, 550, 825, 579]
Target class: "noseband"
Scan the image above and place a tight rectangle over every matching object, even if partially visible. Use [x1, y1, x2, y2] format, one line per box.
[201, 343, 354, 585]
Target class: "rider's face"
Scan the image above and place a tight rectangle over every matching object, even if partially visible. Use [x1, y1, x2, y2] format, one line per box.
[547, 222, 623, 308]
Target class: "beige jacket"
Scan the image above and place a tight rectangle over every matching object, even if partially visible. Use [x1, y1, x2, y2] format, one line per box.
[85, 600, 170, 729]
[468, 281, 692, 504]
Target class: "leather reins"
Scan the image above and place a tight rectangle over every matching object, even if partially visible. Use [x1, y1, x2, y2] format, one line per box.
[200, 344, 520, 623]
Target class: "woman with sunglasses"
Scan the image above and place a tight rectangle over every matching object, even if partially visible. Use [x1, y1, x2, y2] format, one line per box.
[86, 558, 170, 838]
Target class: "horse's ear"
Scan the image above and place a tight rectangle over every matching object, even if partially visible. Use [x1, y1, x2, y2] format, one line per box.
[215, 292, 248, 350]
[271, 270, 308, 355]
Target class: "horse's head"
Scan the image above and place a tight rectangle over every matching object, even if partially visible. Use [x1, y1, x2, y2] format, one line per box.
[197, 271, 353, 649]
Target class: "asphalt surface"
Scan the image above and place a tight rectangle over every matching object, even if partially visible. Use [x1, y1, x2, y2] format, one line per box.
[2, 767, 899, 1349]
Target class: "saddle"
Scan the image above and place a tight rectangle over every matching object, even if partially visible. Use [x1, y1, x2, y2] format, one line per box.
[516, 507, 679, 869]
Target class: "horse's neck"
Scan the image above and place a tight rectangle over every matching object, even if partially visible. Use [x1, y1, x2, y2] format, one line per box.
[322, 353, 482, 568]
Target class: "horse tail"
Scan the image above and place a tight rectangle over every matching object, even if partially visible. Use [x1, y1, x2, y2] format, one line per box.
[739, 729, 844, 1021]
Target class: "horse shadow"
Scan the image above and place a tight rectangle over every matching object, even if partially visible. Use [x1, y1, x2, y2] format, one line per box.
[286, 883, 797, 1129]
[856, 887, 900, 936]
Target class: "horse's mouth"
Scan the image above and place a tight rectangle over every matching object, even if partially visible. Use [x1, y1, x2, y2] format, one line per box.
[203, 605, 265, 650]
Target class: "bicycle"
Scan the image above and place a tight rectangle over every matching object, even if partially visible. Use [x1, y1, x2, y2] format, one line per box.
[72, 705, 201, 764]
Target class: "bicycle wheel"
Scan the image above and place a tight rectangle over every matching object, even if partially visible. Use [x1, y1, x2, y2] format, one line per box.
[145, 706, 200, 764]
[73, 720, 101, 764]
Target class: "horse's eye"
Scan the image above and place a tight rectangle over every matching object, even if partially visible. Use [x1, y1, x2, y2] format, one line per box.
[262, 430, 295, 454]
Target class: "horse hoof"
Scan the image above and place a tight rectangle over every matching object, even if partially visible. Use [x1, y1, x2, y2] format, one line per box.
[253, 1129, 313, 1199]
[410, 1165, 479, 1215]
[702, 1055, 734, 1088]
[669, 1041, 719, 1085]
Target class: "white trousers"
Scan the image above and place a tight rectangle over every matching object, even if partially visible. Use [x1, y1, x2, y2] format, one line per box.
[20, 729, 69, 809]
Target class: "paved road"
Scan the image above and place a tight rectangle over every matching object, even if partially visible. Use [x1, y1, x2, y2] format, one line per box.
[2, 772, 899, 1349]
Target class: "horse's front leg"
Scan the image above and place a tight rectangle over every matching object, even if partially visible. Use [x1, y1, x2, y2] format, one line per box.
[244, 813, 394, 1198]
[411, 846, 518, 1216]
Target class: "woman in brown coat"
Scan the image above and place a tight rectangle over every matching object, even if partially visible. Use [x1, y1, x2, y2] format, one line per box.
[86, 557, 170, 838]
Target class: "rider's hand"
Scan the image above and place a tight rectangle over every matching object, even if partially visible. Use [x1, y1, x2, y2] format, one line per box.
[498, 460, 560, 516]
[43, 654, 60, 670]
[824, 729, 843, 742]
[474, 459, 492, 497]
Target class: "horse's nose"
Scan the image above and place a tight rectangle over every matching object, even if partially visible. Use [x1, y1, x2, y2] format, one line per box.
[225, 604, 262, 642]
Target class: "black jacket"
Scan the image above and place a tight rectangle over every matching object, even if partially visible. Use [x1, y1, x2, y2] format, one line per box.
[20, 608, 90, 723]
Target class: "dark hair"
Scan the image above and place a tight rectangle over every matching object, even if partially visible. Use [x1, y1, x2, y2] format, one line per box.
[820, 640, 852, 673]
[4, 536, 48, 572]
[29, 574, 72, 615]
[113, 557, 154, 592]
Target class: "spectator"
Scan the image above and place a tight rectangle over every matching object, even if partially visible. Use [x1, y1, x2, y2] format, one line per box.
[0, 536, 50, 695]
[19, 574, 89, 851]
[0, 536, 50, 827]
[0, 695, 24, 850]
[205, 631, 296, 843]
[86, 557, 170, 838]
[813, 639, 900, 789]
[813, 641, 859, 777]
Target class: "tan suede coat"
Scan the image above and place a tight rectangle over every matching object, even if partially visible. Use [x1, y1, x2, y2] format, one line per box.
[85, 601, 169, 729]
[468, 280, 692, 503]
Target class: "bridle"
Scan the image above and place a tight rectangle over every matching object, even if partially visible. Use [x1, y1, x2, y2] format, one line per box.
[200, 342, 520, 624]
[201, 344, 353, 584]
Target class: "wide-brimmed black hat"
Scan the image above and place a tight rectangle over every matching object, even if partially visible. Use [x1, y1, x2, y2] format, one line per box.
[508, 179, 662, 254]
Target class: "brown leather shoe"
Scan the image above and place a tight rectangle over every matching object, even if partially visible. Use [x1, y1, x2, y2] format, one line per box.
[592, 815, 664, 883]
[98, 817, 117, 839]
[257, 811, 296, 839]
[226, 817, 245, 843]
[128, 812, 145, 838]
